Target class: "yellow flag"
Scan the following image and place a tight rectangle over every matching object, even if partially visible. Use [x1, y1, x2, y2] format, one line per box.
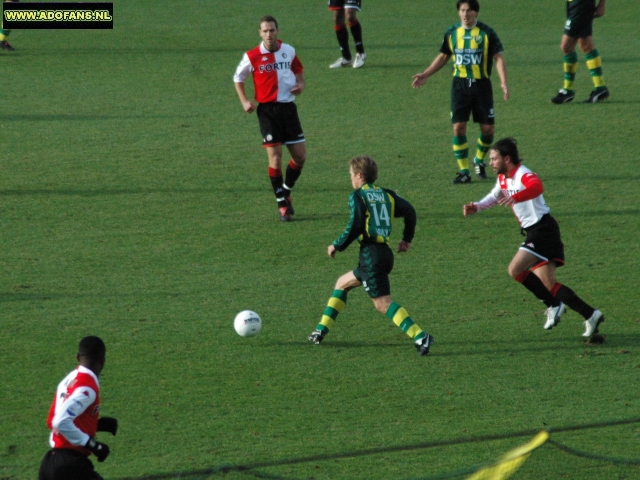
[467, 431, 549, 480]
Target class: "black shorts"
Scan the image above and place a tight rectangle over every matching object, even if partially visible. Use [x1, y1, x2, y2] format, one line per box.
[520, 214, 565, 268]
[329, 0, 362, 10]
[257, 102, 305, 147]
[353, 243, 394, 298]
[564, 0, 595, 38]
[451, 77, 495, 125]
[39, 449, 103, 480]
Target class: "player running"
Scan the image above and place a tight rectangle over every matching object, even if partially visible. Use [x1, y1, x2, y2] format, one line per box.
[309, 156, 434, 356]
[463, 138, 604, 337]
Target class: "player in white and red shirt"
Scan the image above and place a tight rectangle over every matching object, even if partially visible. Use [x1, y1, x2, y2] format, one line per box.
[39, 336, 118, 480]
[463, 138, 604, 338]
[234, 15, 307, 222]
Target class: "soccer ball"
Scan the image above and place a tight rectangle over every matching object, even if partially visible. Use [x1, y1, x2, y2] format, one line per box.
[233, 310, 262, 337]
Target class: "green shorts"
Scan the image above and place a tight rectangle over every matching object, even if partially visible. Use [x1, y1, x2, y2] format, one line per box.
[564, 11, 594, 38]
[451, 77, 495, 125]
[353, 243, 394, 298]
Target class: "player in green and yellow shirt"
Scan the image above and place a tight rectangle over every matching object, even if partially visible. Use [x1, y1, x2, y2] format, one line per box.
[412, 0, 509, 185]
[308, 156, 434, 356]
[551, 0, 608, 104]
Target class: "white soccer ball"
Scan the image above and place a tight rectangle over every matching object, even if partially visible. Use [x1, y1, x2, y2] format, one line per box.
[233, 310, 262, 337]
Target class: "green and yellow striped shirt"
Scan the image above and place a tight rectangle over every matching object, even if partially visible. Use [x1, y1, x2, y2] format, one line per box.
[439, 21, 504, 79]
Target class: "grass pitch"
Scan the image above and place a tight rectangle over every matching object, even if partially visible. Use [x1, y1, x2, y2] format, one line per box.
[1, 1, 639, 479]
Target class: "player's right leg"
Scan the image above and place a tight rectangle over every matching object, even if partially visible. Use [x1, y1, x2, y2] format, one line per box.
[265, 146, 291, 222]
[329, 2, 353, 68]
[309, 272, 361, 344]
[452, 122, 471, 184]
[450, 79, 473, 184]
[551, 35, 578, 104]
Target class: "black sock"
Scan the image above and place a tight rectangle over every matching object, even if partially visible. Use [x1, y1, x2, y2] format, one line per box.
[349, 21, 364, 54]
[553, 284, 595, 319]
[268, 168, 287, 207]
[335, 26, 351, 60]
[284, 160, 302, 193]
[517, 271, 558, 307]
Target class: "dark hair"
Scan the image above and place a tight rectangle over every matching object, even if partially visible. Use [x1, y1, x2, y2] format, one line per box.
[490, 138, 521, 164]
[259, 15, 278, 29]
[457, 0, 480, 12]
[349, 156, 378, 184]
[78, 336, 106, 360]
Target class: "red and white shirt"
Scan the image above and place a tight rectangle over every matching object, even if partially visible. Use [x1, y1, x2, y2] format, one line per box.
[475, 164, 550, 228]
[46, 366, 101, 455]
[233, 40, 303, 103]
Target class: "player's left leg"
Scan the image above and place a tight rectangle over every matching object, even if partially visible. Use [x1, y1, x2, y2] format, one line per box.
[309, 271, 361, 344]
[473, 125, 494, 179]
[579, 36, 608, 103]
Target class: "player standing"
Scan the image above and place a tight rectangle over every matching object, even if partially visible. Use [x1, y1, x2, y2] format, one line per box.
[551, 0, 609, 104]
[234, 16, 307, 222]
[328, 0, 367, 69]
[412, 0, 509, 184]
[39, 336, 118, 480]
[462, 138, 604, 337]
[309, 156, 434, 356]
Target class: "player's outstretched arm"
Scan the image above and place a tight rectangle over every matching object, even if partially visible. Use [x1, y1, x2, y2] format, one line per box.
[234, 82, 258, 113]
[412, 53, 450, 88]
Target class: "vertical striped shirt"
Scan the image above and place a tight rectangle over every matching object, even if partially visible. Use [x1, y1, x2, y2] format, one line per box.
[439, 21, 504, 79]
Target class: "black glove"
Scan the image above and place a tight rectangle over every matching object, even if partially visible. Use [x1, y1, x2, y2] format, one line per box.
[85, 437, 110, 462]
[97, 417, 118, 436]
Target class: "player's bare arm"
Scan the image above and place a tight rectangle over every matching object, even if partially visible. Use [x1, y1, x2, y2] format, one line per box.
[290, 72, 306, 96]
[463, 202, 478, 216]
[234, 82, 258, 113]
[412, 53, 450, 88]
[595, 0, 606, 18]
[494, 53, 509, 101]
[328, 244, 337, 258]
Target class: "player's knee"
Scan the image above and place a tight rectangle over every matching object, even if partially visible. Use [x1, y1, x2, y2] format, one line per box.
[508, 265, 522, 280]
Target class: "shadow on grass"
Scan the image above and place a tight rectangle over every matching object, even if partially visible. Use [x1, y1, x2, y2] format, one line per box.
[274, 333, 638, 354]
[0, 113, 207, 121]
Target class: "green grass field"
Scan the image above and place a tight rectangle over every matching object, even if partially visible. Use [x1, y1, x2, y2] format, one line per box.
[1, 1, 639, 478]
